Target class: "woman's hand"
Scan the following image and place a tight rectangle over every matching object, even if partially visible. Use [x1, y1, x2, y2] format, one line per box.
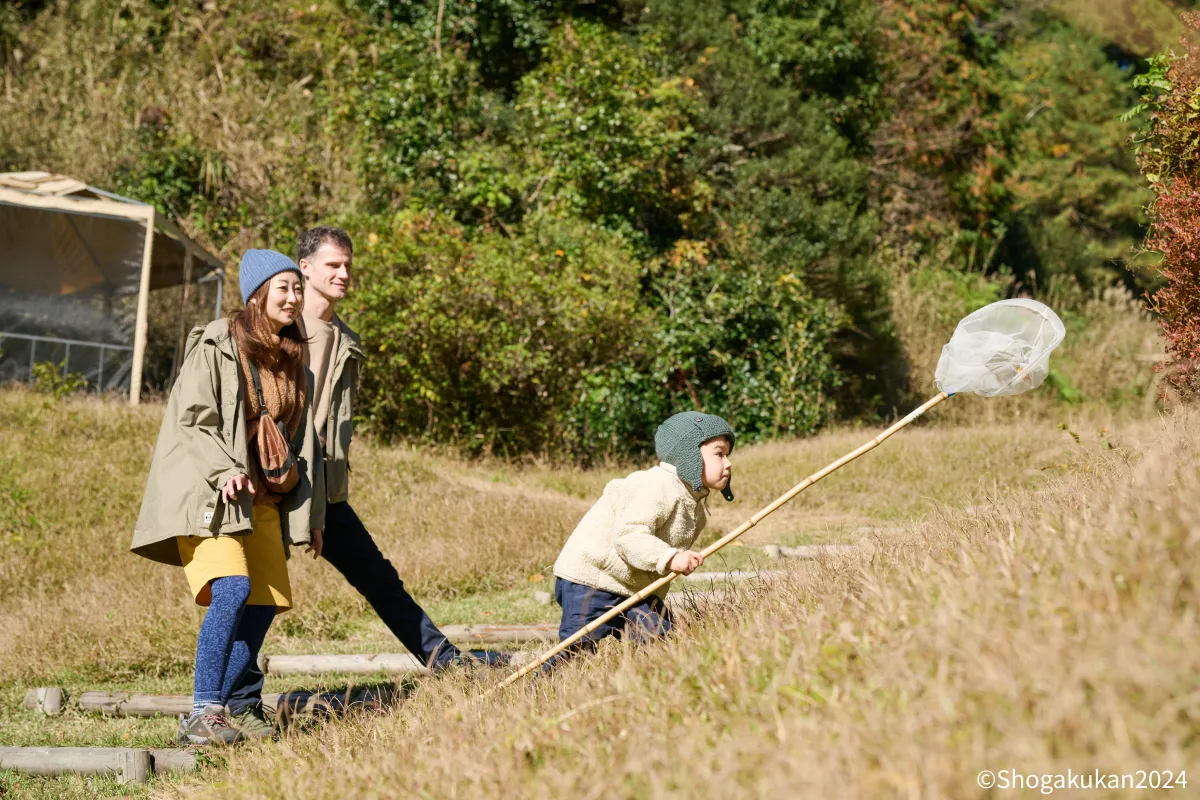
[668, 549, 704, 575]
[306, 529, 323, 560]
[221, 473, 255, 503]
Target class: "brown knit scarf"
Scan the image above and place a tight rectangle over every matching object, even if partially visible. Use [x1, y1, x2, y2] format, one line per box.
[238, 347, 306, 503]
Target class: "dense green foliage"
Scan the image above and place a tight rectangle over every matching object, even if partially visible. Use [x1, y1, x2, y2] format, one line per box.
[344, 210, 648, 453]
[0, 0, 1164, 456]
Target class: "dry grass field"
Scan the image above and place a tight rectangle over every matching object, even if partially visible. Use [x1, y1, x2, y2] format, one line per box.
[0, 386, 1194, 798]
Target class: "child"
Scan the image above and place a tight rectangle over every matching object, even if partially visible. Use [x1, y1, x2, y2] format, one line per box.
[550, 411, 735, 662]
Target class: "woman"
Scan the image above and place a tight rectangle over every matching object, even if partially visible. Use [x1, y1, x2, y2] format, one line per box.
[131, 249, 325, 746]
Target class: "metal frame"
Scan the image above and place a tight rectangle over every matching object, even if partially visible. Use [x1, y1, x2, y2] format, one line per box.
[0, 331, 134, 391]
[197, 269, 225, 319]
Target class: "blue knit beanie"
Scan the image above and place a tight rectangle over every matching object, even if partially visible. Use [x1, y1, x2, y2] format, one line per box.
[239, 249, 302, 305]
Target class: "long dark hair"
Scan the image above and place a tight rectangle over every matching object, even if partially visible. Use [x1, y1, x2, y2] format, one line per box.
[230, 280, 307, 417]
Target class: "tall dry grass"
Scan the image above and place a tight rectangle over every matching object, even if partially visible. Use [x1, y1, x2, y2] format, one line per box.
[160, 410, 1199, 799]
[0, 385, 1097, 686]
[0, 384, 1188, 799]
[0, 388, 588, 684]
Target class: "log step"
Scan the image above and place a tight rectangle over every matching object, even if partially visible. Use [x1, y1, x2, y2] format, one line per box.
[665, 589, 728, 609]
[761, 544, 860, 559]
[678, 569, 786, 583]
[259, 653, 427, 676]
[0, 746, 153, 784]
[150, 748, 198, 774]
[24, 686, 397, 719]
[0, 746, 198, 783]
[255, 652, 541, 677]
[442, 622, 557, 644]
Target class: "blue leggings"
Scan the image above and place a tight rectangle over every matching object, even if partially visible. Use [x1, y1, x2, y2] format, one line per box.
[192, 576, 276, 712]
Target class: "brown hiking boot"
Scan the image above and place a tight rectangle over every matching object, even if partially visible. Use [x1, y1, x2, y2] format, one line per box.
[229, 703, 277, 740]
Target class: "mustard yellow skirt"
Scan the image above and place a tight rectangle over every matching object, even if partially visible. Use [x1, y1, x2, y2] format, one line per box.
[177, 504, 292, 612]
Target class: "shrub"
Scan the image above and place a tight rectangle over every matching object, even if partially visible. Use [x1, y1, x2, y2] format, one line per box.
[652, 242, 842, 439]
[110, 124, 209, 219]
[1132, 14, 1200, 397]
[346, 210, 843, 459]
[31, 361, 87, 400]
[640, 0, 895, 412]
[570, 236, 843, 458]
[342, 210, 647, 455]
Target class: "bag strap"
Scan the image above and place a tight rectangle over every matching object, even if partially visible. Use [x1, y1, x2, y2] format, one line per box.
[246, 357, 299, 455]
[245, 357, 268, 418]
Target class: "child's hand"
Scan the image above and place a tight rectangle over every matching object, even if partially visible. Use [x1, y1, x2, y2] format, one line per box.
[669, 550, 704, 575]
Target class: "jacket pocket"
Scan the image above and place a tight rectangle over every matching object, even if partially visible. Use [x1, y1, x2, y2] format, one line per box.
[192, 488, 219, 533]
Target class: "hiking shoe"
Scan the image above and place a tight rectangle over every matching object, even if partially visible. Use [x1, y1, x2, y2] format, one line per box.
[441, 650, 512, 670]
[229, 703, 277, 741]
[177, 706, 244, 746]
[468, 649, 511, 667]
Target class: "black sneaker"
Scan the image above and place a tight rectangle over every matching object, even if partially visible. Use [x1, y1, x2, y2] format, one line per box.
[442, 650, 512, 669]
[177, 706, 244, 746]
[468, 649, 512, 667]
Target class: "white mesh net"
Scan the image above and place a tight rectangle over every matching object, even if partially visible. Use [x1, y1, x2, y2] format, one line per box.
[934, 299, 1066, 397]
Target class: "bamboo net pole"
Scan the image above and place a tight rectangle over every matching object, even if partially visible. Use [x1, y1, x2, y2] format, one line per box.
[491, 391, 951, 693]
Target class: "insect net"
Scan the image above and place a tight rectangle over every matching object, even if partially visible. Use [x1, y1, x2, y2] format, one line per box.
[934, 299, 1066, 397]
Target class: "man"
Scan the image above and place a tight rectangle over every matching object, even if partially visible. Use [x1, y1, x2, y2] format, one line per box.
[226, 226, 495, 738]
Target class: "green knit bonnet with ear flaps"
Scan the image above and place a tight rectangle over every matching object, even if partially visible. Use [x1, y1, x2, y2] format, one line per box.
[655, 412, 736, 501]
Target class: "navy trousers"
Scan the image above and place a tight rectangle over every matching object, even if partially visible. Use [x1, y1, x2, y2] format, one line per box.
[226, 502, 462, 713]
[546, 577, 673, 669]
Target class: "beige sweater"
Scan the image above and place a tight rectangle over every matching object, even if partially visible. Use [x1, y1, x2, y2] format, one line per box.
[553, 462, 710, 599]
[300, 312, 340, 450]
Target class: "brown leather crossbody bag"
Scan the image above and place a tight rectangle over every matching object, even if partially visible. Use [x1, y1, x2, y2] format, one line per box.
[245, 359, 299, 494]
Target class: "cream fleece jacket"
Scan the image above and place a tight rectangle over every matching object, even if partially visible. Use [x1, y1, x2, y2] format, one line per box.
[553, 462, 710, 599]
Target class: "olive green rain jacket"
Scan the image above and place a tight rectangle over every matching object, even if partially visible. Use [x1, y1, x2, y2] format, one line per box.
[316, 315, 362, 504]
[131, 319, 326, 565]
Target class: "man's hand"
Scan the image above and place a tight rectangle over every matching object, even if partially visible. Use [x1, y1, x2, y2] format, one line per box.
[669, 550, 704, 575]
[221, 473, 255, 503]
[306, 529, 323, 560]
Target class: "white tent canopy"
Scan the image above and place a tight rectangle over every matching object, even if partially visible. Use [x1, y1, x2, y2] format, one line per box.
[0, 171, 224, 403]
